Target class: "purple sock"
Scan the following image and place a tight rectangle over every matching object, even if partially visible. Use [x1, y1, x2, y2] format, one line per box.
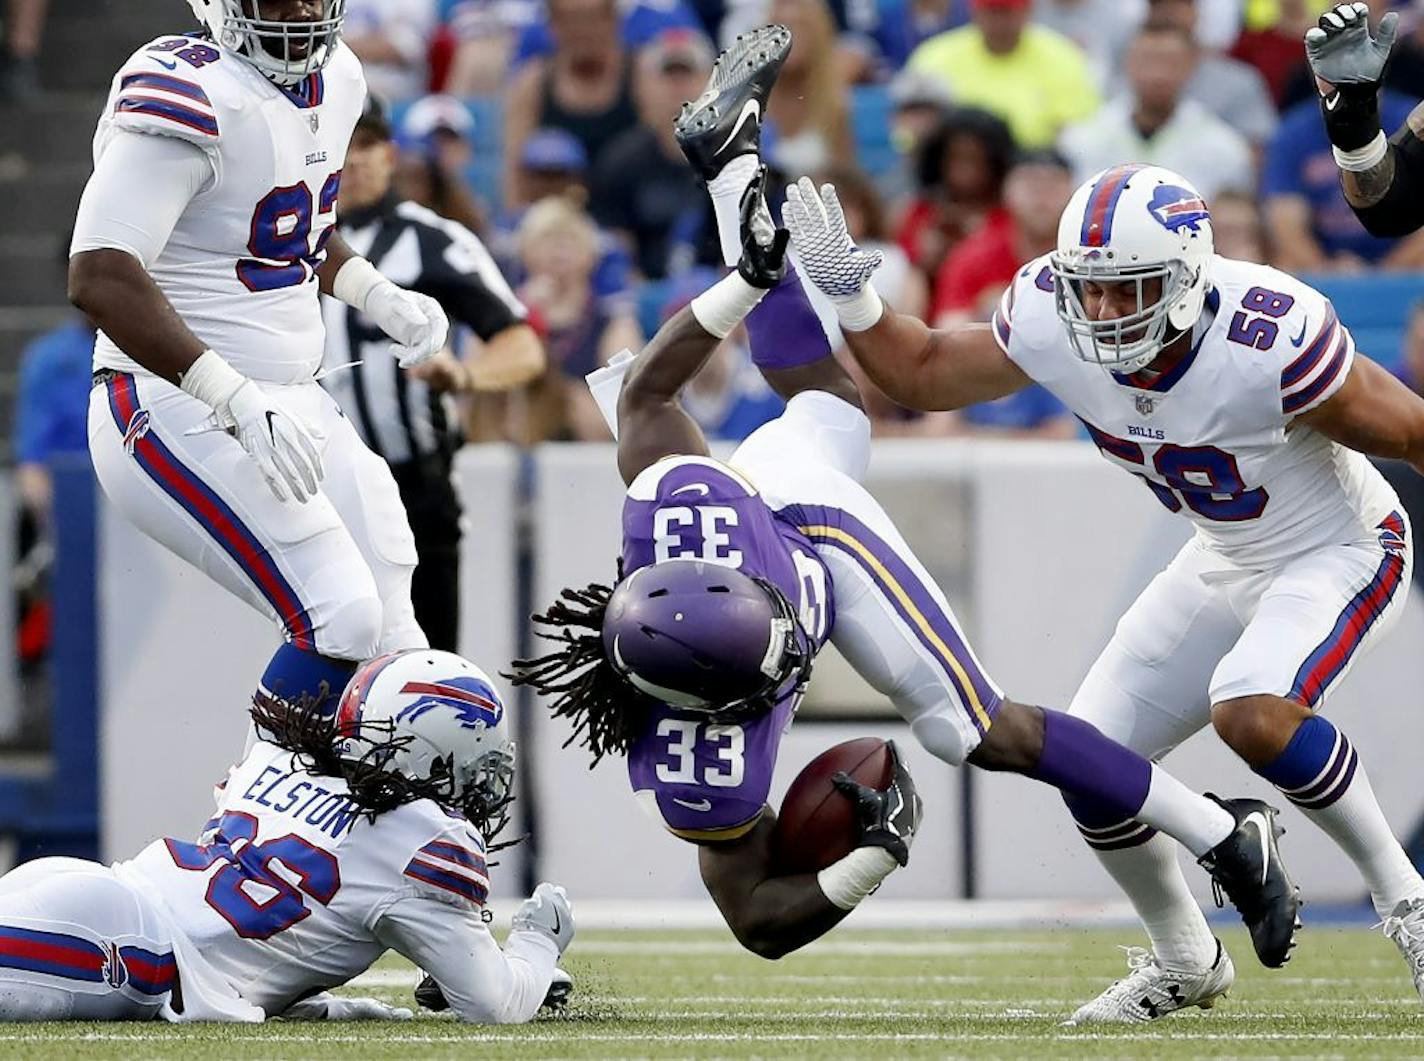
[1033, 710, 1155, 839]
[258, 642, 358, 715]
[1257, 714, 1358, 810]
[745, 265, 832, 371]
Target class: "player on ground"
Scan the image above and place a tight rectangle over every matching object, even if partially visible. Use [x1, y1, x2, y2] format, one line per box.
[71, 1, 447, 727]
[0, 649, 574, 1022]
[514, 27, 1300, 966]
[785, 157, 1424, 1018]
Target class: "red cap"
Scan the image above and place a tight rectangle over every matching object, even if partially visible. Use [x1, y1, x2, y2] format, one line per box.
[972, 0, 1031, 9]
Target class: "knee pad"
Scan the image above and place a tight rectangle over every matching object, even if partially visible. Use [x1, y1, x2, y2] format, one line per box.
[910, 714, 973, 768]
[318, 593, 384, 661]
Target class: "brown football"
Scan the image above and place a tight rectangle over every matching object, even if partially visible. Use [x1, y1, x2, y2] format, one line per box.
[772, 737, 893, 875]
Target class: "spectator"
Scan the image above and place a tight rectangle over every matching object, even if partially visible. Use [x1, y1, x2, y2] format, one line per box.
[13, 315, 93, 525]
[0, 0, 45, 100]
[906, 0, 1099, 149]
[1262, 93, 1424, 272]
[1396, 298, 1424, 390]
[515, 196, 643, 440]
[589, 29, 721, 279]
[1143, 0, 1278, 149]
[342, 0, 441, 103]
[837, 0, 971, 77]
[502, 0, 640, 211]
[1058, 21, 1253, 202]
[503, 0, 701, 69]
[765, 0, 854, 175]
[1211, 188, 1269, 264]
[396, 95, 489, 235]
[933, 148, 1072, 325]
[883, 69, 955, 203]
[895, 107, 1016, 279]
[1228, 0, 1315, 104]
[1033, 0, 1146, 85]
[444, 0, 544, 93]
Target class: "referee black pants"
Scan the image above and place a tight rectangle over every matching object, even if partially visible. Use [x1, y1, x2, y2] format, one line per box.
[389, 455, 462, 653]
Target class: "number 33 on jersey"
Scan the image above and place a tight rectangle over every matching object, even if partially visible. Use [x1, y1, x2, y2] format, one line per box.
[996, 254, 1398, 567]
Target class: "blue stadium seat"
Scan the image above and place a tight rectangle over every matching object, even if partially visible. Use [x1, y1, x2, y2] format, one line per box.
[1299, 272, 1424, 376]
[850, 84, 896, 181]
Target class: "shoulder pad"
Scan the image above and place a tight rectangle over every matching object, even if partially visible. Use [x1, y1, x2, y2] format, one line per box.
[398, 809, 490, 911]
[992, 255, 1056, 354]
[109, 35, 230, 145]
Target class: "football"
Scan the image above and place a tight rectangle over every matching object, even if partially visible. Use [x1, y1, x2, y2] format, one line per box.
[772, 737, 893, 874]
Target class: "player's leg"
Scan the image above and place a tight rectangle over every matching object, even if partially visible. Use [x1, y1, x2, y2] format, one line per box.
[89, 372, 385, 711]
[0, 858, 175, 1020]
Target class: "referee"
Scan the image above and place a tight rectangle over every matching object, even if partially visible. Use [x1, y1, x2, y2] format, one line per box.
[320, 101, 544, 652]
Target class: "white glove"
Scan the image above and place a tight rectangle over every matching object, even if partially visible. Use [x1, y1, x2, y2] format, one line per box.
[366, 280, 450, 368]
[216, 380, 323, 503]
[783, 176, 884, 330]
[281, 992, 414, 1021]
[511, 882, 574, 956]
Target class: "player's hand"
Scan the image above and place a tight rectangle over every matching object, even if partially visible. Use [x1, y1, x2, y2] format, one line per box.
[737, 165, 790, 290]
[782, 175, 882, 300]
[1307, 3, 1398, 151]
[367, 280, 450, 368]
[281, 992, 414, 1021]
[216, 381, 323, 503]
[831, 741, 923, 868]
[512, 882, 574, 955]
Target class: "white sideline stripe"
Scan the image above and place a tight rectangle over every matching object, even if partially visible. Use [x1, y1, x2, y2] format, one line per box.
[10, 1032, 1424, 1045]
[556, 939, 1068, 956]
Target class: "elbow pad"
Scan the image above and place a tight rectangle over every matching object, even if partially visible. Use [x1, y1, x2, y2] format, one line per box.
[1353, 128, 1424, 238]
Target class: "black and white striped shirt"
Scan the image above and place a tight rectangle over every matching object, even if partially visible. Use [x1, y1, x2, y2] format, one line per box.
[319, 196, 525, 465]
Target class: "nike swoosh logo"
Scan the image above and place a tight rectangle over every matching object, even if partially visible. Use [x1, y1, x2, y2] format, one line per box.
[714, 99, 760, 157]
[1325, 92, 1342, 111]
[551, 907, 561, 934]
[1289, 319, 1309, 347]
[673, 797, 713, 811]
[1243, 810, 1271, 885]
[670, 483, 710, 497]
[151, 56, 178, 70]
[264, 410, 279, 440]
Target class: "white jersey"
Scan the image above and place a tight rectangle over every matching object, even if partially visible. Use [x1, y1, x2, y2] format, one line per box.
[994, 254, 1399, 567]
[89, 34, 365, 382]
[118, 741, 492, 1015]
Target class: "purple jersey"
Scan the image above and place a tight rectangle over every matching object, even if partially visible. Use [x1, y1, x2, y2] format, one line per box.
[622, 456, 833, 841]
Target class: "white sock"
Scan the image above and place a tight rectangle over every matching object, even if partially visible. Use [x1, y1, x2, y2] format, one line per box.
[1296, 760, 1424, 918]
[708, 153, 761, 267]
[1095, 832, 1218, 971]
[1137, 766, 1235, 858]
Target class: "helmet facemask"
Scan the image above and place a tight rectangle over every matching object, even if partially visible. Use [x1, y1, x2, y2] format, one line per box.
[1051, 256, 1197, 374]
[199, 0, 346, 86]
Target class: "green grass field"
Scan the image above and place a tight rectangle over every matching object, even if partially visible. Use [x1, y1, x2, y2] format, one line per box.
[4, 925, 1422, 1058]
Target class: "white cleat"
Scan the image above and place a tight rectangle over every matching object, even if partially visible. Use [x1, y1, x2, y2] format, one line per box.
[1064, 940, 1234, 1025]
[1380, 897, 1424, 1002]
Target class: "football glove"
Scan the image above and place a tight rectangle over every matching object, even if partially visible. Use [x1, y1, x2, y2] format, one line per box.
[831, 741, 923, 868]
[1307, 3, 1399, 151]
[511, 882, 575, 955]
[281, 992, 414, 1021]
[782, 175, 882, 300]
[366, 280, 451, 368]
[737, 166, 791, 290]
[214, 380, 323, 504]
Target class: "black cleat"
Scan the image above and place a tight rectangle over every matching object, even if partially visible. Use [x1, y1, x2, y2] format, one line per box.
[1197, 794, 1302, 969]
[674, 23, 792, 182]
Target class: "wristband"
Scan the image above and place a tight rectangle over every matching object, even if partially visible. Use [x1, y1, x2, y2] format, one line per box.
[332, 255, 385, 312]
[1320, 86, 1383, 153]
[815, 845, 898, 911]
[1333, 130, 1389, 171]
[690, 270, 768, 339]
[178, 348, 247, 410]
[833, 286, 885, 332]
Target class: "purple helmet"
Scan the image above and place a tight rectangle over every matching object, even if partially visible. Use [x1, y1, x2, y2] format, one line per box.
[601, 560, 813, 718]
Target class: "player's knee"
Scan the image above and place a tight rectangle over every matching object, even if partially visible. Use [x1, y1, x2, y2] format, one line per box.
[966, 700, 1043, 773]
[909, 714, 972, 768]
[317, 593, 384, 661]
[1211, 694, 1308, 768]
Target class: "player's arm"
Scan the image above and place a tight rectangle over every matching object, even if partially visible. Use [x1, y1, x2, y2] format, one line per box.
[1298, 355, 1424, 475]
[1307, 4, 1424, 235]
[782, 177, 1031, 411]
[317, 231, 450, 369]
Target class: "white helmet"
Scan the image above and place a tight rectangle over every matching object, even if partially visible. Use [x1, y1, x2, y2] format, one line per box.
[1051, 164, 1214, 374]
[334, 650, 515, 837]
[186, 0, 346, 86]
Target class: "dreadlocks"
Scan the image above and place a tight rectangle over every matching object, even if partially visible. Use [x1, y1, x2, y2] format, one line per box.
[507, 564, 657, 766]
[249, 688, 516, 849]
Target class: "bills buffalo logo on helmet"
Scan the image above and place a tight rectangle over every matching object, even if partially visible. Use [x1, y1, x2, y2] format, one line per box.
[394, 677, 503, 730]
[1147, 185, 1209, 235]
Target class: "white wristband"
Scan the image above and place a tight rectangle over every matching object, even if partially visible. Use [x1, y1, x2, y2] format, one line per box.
[178, 349, 247, 410]
[1333, 131, 1389, 172]
[834, 287, 884, 332]
[690, 271, 769, 339]
[815, 846, 898, 911]
[332, 255, 386, 312]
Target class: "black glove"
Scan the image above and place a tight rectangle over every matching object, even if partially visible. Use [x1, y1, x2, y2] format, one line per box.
[1307, 3, 1400, 151]
[831, 740, 923, 868]
[414, 973, 447, 1012]
[736, 165, 791, 290]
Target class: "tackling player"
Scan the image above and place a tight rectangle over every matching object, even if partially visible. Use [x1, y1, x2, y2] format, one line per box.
[71, 1, 446, 729]
[514, 27, 1301, 969]
[786, 154, 1424, 1019]
[0, 649, 573, 1023]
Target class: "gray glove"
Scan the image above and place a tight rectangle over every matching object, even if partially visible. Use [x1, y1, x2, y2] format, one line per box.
[511, 882, 574, 956]
[782, 176, 883, 301]
[1306, 3, 1399, 151]
[281, 992, 414, 1021]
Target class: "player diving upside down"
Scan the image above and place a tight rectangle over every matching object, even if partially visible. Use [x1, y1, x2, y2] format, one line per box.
[513, 26, 1301, 969]
[0, 649, 573, 1022]
[784, 134, 1424, 1018]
